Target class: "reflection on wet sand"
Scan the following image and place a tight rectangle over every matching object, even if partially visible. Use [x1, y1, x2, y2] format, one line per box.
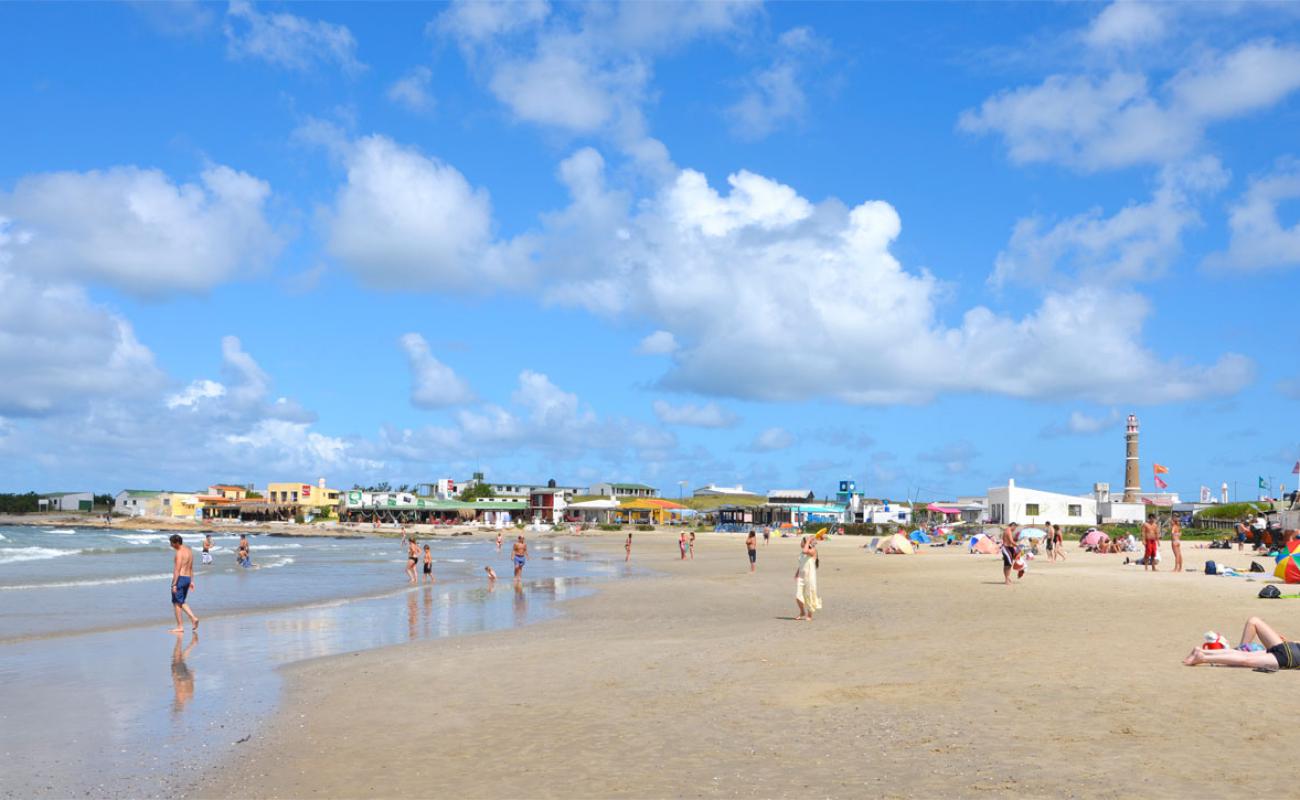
[171, 634, 197, 714]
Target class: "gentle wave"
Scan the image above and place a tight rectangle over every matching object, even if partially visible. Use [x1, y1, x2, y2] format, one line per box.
[44, 529, 77, 535]
[0, 547, 78, 565]
[0, 571, 172, 591]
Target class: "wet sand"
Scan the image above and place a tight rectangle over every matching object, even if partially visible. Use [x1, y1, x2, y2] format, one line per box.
[194, 532, 1293, 798]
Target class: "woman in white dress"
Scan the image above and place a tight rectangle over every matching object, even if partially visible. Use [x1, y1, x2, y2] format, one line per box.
[795, 536, 821, 621]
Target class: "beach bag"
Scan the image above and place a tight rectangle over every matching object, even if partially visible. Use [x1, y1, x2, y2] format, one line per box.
[1205, 561, 1217, 575]
[1250, 561, 1266, 573]
[1259, 585, 1282, 599]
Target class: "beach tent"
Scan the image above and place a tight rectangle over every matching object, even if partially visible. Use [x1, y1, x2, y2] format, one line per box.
[968, 533, 999, 554]
[1081, 529, 1109, 548]
[908, 529, 931, 544]
[1018, 527, 1048, 541]
[879, 533, 915, 554]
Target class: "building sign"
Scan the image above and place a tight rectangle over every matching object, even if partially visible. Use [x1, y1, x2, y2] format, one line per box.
[302, 485, 312, 498]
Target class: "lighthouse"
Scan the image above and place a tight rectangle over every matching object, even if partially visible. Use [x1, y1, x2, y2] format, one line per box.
[1122, 414, 1141, 503]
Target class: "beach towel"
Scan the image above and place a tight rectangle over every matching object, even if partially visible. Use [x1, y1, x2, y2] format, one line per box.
[796, 553, 822, 611]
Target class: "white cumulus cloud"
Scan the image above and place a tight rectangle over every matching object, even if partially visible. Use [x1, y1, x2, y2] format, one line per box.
[1206, 158, 1300, 272]
[0, 164, 280, 296]
[1083, 2, 1168, 51]
[637, 330, 678, 355]
[399, 333, 475, 408]
[727, 27, 827, 141]
[387, 66, 435, 113]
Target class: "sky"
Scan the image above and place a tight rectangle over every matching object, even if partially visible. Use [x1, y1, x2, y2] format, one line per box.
[1, 0, 1299, 501]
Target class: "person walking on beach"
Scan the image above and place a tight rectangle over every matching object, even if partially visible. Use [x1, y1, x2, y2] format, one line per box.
[201, 533, 213, 565]
[679, 532, 687, 560]
[625, 533, 632, 562]
[1170, 516, 1183, 573]
[763, 527, 770, 546]
[689, 531, 696, 560]
[236, 534, 251, 568]
[406, 538, 420, 584]
[422, 543, 434, 583]
[1051, 523, 1065, 562]
[168, 534, 199, 633]
[746, 529, 757, 573]
[512, 535, 528, 581]
[794, 536, 821, 621]
[496, 532, 504, 552]
[1142, 515, 1159, 572]
[1044, 520, 1055, 562]
[1001, 523, 1020, 586]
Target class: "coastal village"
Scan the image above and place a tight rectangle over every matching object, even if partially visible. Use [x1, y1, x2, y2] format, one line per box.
[22, 416, 1300, 534]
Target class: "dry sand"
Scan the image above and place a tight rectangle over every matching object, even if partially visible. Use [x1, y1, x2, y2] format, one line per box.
[198, 532, 1293, 798]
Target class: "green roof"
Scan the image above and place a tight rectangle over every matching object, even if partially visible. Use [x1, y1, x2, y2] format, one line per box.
[119, 490, 163, 497]
[39, 491, 88, 498]
[608, 482, 655, 490]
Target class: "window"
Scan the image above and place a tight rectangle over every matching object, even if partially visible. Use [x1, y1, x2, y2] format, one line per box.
[1025, 503, 1040, 516]
[1068, 504, 1082, 517]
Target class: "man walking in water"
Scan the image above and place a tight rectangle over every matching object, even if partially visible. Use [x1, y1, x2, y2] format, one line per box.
[496, 532, 503, 552]
[512, 535, 528, 581]
[746, 529, 757, 573]
[236, 534, 251, 568]
[1142, 514, 1160, 572]
[168, 534, 199, 633]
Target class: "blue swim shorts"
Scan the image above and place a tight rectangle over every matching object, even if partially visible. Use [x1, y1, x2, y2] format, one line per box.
[172, 576, 191, 605]
[513, 554, 525, 567]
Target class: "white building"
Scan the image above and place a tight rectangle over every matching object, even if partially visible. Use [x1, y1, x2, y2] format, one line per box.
[114, 490, 164, 516]
[1093, 483, 1145, 524]
[693, 484, 751, 497]
[862, 502, 912, 526]
[592, 482, 659, 499]
[767, 489, 815, 504]
[986, 480, 1096, 527]
[38, 492, 94, 512]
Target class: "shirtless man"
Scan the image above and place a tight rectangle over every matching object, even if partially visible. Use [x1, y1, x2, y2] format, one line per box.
[236, 534, 251, 568]
[496, 532, 504, 552]
[1001, 523, 1020, 586]
[746, 529, 757, 573]
[512, 535, 528, 581]
[168, 534, 199, 633]
[201, 533, 213, 565]
[406, 538, 420, 584]
[1142, 515, 1159, 572]
[1170, 516, 1183, 573]
[625, 533, 632, 563]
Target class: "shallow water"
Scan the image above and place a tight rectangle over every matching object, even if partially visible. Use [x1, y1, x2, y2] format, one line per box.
[0, 526, 625, 797]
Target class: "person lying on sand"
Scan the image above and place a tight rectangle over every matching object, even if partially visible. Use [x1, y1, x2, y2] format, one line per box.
[1183, 617, 1300, 671]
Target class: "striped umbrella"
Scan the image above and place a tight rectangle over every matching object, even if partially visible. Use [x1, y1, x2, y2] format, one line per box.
[1274, 540, 1300, 584]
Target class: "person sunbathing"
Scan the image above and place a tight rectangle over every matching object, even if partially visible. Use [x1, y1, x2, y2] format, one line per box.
[1183, 617, 1300, 671]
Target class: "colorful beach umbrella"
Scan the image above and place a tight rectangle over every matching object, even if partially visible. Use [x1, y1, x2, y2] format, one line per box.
[1275, 541, 1300, 584]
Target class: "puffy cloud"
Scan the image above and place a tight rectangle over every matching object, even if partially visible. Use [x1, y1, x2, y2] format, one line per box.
[433, 0, 550, 43]
[1041, 409, 1123, 438]
[1205, 159, 1300, 272]
[749, 427, 794, 452]
[537, 150, 1252, 405]
[652, 400, 739, 428]
[387, 66, 435, 113]
[399, 333, 475, 408]
[992, 156, 1228, 287]
[166, 379, 226, 410]
[224, 0, 364, 74]
[0, 165, 280, 296]
[1082, 2, 1168, 51]
[637, 330, 678, 355]
[960, 40, 1300, 171]
[323, 134, 532, 289]
[0, 266, 162, 417]
[727, 27, 828, 140]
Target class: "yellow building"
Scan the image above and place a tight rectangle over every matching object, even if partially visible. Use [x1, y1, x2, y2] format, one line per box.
[207, 484, 248, 501]
[266, 479, 341, 508]
[160, 492, 203, 518]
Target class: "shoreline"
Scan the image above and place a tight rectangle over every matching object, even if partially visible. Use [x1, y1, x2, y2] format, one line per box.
[197, 530, 1292, 798]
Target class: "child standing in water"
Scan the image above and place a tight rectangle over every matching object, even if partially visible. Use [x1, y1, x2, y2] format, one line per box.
[689, 531, 696, 560]
[625, 533, 632, 562]
[422, 544, 434, 583]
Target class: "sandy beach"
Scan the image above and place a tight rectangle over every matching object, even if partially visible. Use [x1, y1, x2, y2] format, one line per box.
[193, 531, 1293, 798]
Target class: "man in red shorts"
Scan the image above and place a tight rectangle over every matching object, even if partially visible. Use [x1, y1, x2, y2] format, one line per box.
[1142, 514, 1159, 572]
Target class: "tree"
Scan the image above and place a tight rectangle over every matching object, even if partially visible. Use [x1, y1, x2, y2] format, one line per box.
[458, 483, 496, 501]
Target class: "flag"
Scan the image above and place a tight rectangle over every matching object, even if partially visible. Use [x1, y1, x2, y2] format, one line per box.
[1200, 485, 1211, 503]
[1292, 461, 1299, 475]
[1154, 475, 1169, 490]
[1153, 464, 1169, 475]
[1259, 476, 1269, 490]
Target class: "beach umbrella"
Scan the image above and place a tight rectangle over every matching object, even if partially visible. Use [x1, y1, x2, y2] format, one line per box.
[1080, 530, 1109, 548]
[814, 527, 828, 540]
[1274, 541, 1300, 584]
[1018, 527, 1048, 541]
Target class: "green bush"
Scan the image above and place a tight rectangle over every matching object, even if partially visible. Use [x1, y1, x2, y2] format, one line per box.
[636, 524, 654, 531]
[1195, 502, 1267, 520]
[598, 523, 623, 531]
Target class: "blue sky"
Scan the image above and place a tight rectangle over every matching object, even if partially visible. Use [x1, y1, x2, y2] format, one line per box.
[1, 1, 1298, 501]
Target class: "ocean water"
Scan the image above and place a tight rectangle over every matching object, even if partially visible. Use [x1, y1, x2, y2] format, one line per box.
[0, 525, 624, 797]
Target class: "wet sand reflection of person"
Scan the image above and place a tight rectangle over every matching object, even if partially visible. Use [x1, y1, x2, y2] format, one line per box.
[406, 590, 418, 641]
[171, 634, 198, 714]
[513, 581, 527, 626]
[422, 584, 433, 639]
